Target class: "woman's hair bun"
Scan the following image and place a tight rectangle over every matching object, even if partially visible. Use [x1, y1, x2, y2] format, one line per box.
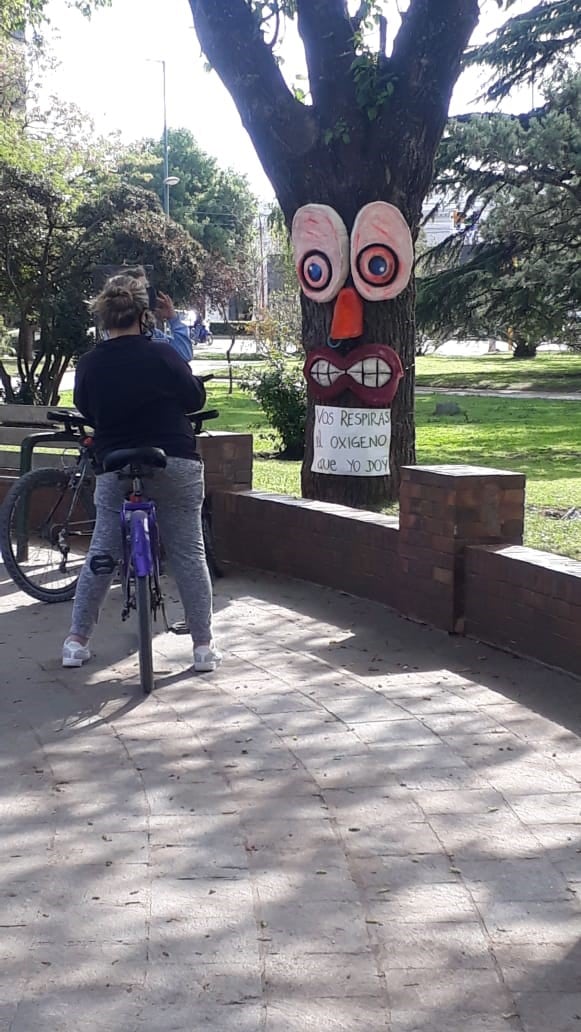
[90, 273, 150, 331]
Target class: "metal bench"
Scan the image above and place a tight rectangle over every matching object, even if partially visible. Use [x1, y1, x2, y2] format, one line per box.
[0, 404, 82, 476]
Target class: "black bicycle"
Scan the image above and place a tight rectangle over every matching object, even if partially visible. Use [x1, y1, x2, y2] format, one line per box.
[0, 406, 222, 604]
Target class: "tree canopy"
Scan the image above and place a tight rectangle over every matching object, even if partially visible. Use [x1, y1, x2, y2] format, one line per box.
[417, 0, 581, 356]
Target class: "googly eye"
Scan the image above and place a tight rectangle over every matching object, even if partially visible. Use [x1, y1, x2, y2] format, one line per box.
[300, 251, 332, 293]
[292, 204, 349, 303]
[351, 202, 413, 302]
[356, 244, 399, 288]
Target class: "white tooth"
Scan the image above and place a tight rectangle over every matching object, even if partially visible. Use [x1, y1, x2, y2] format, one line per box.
[347, 357, 392, 387]
[311, 359, 342, 387]
[348, 361, 363, 384]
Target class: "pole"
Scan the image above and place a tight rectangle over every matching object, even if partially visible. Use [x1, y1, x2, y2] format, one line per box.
[162, 60, 169, 217]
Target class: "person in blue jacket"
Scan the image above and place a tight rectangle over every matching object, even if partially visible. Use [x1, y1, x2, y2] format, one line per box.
[111, 266, 192, 363]
[153, 290, 193, 363]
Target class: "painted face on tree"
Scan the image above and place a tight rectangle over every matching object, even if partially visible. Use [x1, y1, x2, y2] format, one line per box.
[292, 202, 413, 406]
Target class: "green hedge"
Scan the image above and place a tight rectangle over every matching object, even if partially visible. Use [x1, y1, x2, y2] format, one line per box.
[209, 321, 254, 338]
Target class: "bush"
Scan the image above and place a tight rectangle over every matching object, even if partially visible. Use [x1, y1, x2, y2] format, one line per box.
[242, 359, 306, 458]
[209, 320, 253, 338]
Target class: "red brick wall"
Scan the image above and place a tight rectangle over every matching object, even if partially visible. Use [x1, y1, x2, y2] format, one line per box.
[466, 545, 581, 676]
[212, 491, 401, 608]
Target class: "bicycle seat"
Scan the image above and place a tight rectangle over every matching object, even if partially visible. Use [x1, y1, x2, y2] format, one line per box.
[47, 408, 88, 428]
[102, 447, 168, 473]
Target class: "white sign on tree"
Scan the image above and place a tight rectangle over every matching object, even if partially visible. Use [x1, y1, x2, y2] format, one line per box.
[312, 406, 391, 477]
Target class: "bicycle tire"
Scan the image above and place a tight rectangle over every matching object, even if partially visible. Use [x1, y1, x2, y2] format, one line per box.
[0, 467, 95, 603]
[136, 574, 155, 694]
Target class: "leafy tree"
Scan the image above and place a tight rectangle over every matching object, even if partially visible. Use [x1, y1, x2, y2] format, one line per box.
[417, 71, 580, 356]
[0, 157, 204, 403]
[188, 0, 482, 505]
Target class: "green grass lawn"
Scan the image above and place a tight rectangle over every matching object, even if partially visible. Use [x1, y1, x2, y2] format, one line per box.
[208, 382, 581, 561]
[415, 352, 581, 393]
[39, 378, 581, 561]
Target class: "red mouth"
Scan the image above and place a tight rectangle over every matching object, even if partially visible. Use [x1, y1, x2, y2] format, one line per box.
[304, 344, 403, 405]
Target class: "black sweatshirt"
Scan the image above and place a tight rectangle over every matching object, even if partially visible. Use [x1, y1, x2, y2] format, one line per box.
[74, 335, 207, 465]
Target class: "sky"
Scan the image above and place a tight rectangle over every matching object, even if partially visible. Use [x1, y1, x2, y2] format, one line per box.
[41, 0, 536, 202]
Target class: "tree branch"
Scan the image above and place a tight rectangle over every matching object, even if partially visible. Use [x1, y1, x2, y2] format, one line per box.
[390, 0, 479, 137]
[295, 0, 356, 113]
[189, 0, 316, 181]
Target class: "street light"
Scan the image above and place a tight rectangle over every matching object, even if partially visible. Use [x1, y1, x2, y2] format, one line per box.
[148, 58, 180, 217]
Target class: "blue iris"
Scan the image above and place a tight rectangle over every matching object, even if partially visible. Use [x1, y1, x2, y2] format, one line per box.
[307, 261, 323, 282]
[369, 255, 388, 276]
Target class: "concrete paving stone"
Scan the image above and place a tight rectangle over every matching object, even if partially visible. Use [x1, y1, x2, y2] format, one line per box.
[241, 817, 337, 853]
[366, 883, 478, 924]
[458, 858, 571, 902]
[253, 863, 360, 904]
[386, 967, 515, 1015]
[375, 921, 495, 969]
[337, 820, 444, 858]
[493, 943, 581, 992]
[427, 812, 544, 859]
[50, 828, 149, 864]
[478, 761, 580, 795]
[393, 767, 490, 791]
[418, 712, 504, 737]
[33, 900, 148, 946]
[42, 863, 150, 908]
[526, 824, 581, 878]
[231, 771, 321, 798]
[352, 721, 443, 748]
[149, 844, 249, 880]
[148, 812, 243, 847]
[264, 997, 390, 1031]
[259, 709, 343, 736]
[144, 961, 262, 1003]
[323, 787, 423, 821]
[352, 854, 458, 896]
[324, 694, 409, 723]
[259, 900, 371, 955]
[9, 989, 142, 1032]
[237, 793, 329, 820]
[150, 876, 254, 917]
[510, 793, 581, 825]
[137, 1002, 264, 1032]
[388, 1016, 522, 1032]
[416, 788, 509, 815]
[395, 692, 480, 715]
[25, 942, 147, 990]
[308, 758, 403, 790]
[514, 992, 581, 1032]
[148, 915, 260, 964]
[478, 899, 581, 945]
[264, 951, 382, 999]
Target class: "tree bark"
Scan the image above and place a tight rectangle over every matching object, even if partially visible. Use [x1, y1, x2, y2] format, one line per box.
[189, 0, 479, 505]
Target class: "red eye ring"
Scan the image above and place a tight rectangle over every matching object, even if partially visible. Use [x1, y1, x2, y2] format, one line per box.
[356, 243, 399, 288]
[299, 250, 332, 293]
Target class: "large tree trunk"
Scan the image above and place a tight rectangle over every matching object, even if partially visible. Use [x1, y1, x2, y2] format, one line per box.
[300, 278, 416, 506]
[189, 0, 479, 506]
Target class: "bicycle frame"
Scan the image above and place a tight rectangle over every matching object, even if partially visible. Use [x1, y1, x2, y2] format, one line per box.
[120, 476, 167, 629]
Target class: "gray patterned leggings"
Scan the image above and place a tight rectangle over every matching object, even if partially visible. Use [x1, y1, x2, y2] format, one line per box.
[70, 457, 213, 645]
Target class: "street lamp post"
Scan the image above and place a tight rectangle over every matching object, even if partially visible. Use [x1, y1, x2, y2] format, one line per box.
[148, 58, 179, 217]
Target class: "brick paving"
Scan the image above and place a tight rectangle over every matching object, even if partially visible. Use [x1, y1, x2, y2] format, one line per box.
[1, 565, 580, 1031]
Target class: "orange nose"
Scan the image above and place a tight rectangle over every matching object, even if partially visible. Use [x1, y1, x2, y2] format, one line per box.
[330, 286, 363, 341]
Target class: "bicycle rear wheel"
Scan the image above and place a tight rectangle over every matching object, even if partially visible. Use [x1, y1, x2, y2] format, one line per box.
[136, 574, 154, 694]
[0, 467, 95, 602]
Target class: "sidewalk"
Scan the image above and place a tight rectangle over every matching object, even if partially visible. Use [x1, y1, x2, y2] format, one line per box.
[1, 564, 580, 1032]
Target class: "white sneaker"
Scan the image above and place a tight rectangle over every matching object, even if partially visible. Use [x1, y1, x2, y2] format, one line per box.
[62, 637, 91, 668]
[194, 644, 222, 673]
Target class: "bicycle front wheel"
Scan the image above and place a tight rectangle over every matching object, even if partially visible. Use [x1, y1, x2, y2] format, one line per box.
[0, 467, 95, 603]
[136, 574, 154, 694]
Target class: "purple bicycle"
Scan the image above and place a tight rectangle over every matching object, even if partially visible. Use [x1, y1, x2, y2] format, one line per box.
[99, 445, 169, 694]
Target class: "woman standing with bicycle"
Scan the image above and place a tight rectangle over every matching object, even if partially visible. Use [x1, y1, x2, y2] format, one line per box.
[62, 274, 221, 673]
